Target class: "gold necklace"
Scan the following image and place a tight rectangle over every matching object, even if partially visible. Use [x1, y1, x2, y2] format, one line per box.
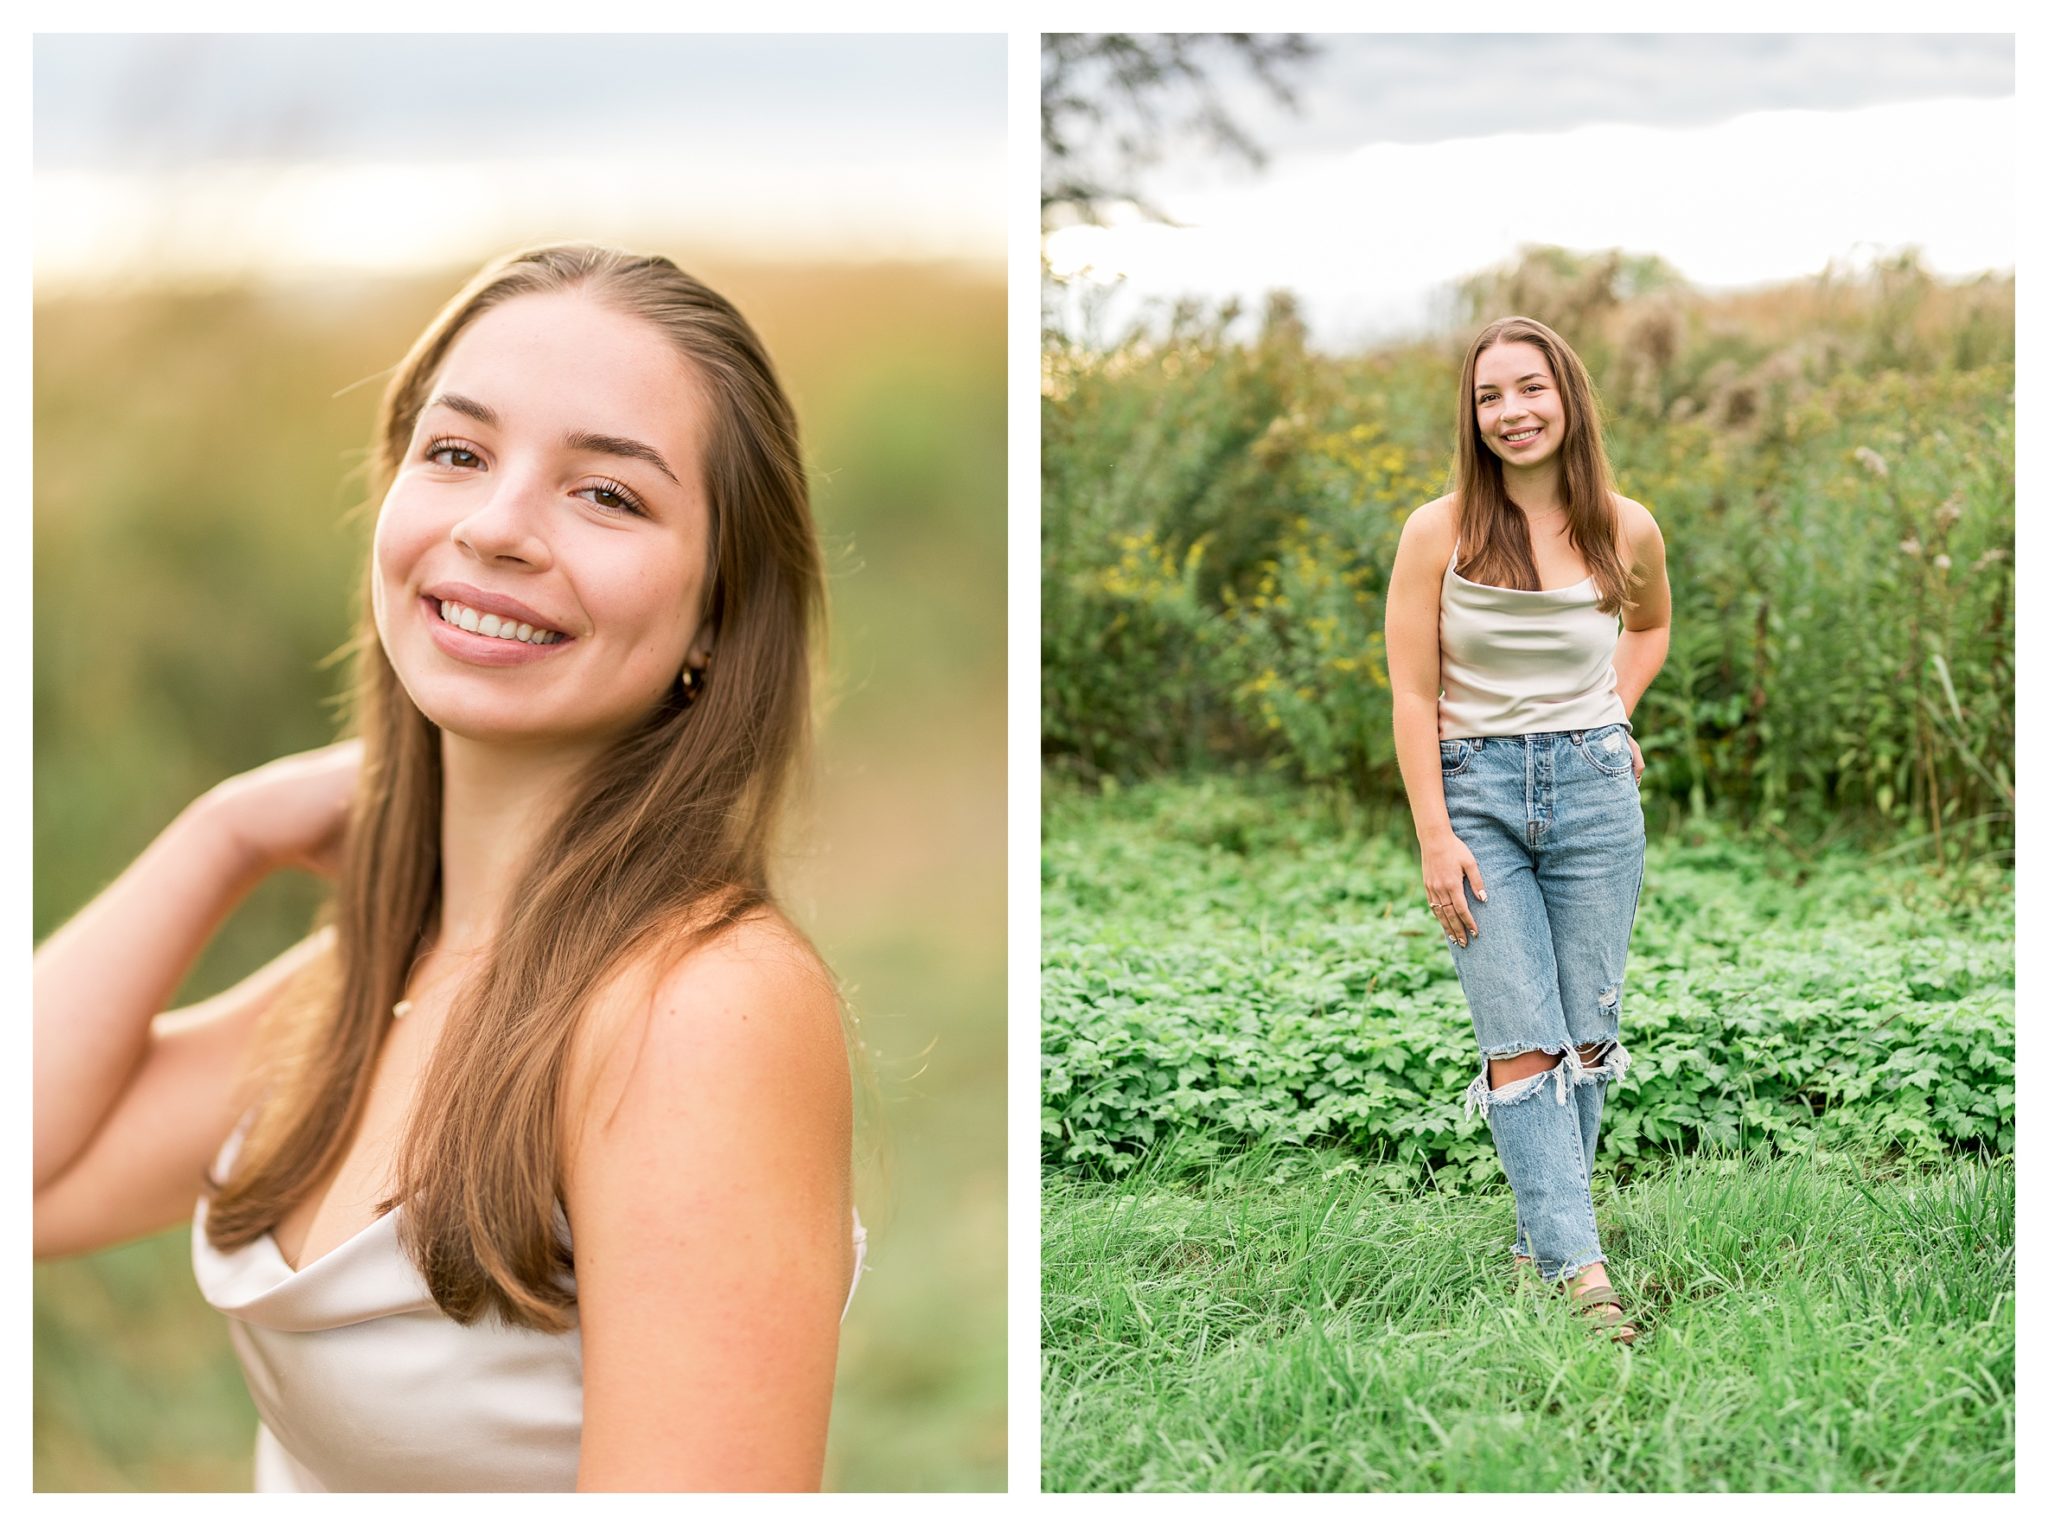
[392, 939, 439, 1022]
[391, 932, 486, 1021]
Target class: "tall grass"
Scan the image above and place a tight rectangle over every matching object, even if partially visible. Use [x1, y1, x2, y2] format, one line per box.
[1043, 1144, 2013, 1491]
[1042, 247, 2014, 857]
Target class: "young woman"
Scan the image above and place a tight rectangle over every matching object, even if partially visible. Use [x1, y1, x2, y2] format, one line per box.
[1384, 315, 1671, 1343]
[33, 244, 865, 1488]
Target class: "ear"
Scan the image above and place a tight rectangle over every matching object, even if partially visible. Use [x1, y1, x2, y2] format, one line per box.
[684, 611, 715, 671]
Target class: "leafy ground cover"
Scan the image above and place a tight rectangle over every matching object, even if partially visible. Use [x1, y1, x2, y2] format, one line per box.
[1041, 777, 2013, 1491]
[1043, 777, 2013, 1183]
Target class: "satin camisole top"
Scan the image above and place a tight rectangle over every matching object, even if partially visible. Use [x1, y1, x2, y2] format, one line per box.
[192, 1122, 866, 1491]
[1437, 537, 1628, 740]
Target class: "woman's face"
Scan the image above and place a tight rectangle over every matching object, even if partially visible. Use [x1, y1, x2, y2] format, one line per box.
[1472, 339, 1567, 470]
[372, 290, 713, 748]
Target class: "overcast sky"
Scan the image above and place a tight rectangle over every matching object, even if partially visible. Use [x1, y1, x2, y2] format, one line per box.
[1178, 33, 2014, 173]
[34, 34, 1006, 284]
[1046, 32, 2015, 346]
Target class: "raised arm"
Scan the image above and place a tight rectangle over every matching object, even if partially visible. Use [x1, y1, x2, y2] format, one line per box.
[33, 742, 359, 1256]
[567, 913, 854, 1491]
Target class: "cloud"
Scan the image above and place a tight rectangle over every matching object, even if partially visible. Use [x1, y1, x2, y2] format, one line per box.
[1153, 33, 2013, 194]
[1049, 95, 2014, 349]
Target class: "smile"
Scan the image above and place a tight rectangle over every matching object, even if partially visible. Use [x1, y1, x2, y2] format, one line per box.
[420, 595, 576, 667]
[1502, 427, 1541, 445]
[437, 599, 564, 644]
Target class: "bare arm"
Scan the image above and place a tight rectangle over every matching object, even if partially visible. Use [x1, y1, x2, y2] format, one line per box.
[1385, 499, 1487, 944]
[33, 742, 359, 1256]
[33, 794, 265, 1193]
[1385, 500, 1456, 846]
[34, 928, 334, 1259]
[1615, 500, 1672, 722]
[569, 916, 853, 1491]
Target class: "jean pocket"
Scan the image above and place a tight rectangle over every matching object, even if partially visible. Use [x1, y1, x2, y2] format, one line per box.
[1440, 739, 1475, 777]
[1575, 725, 1634, 776]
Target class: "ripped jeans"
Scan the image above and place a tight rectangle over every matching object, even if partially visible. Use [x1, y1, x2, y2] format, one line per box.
[1439, 723, 1646, 1283]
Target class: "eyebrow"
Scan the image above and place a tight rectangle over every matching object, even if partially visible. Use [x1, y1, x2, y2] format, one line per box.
[1474, 373, 1548, 396]
[424, 392, 681, 487]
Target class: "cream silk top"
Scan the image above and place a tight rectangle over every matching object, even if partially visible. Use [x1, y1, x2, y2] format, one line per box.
[192, 1124, 866, 1492]
[1437, 539, 1629, 740]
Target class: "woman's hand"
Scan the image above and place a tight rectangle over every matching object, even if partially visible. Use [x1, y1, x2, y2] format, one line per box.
[1628, 734, 1645, 783]
[1420, 829, 1486, 947]
[202, 740, 363, 882]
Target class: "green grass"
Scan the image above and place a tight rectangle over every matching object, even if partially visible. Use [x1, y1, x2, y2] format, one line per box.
[1043, 1144, 2013, 1491]
[1041, 776, 2014, 1490]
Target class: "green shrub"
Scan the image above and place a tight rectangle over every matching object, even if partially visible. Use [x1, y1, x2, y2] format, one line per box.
[1042, 253, 2015, 854]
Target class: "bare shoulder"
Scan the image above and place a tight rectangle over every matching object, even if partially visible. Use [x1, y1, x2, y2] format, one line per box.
[1396, 493, 1460, 563]
[1404, 492, 1458, 537]
[565, 909, 846, 1157]
[1611, 494, 1663, 559]
[644, 911, 840, 1061]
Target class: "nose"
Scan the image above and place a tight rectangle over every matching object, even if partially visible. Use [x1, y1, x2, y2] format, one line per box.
[451, 469, 554, 569]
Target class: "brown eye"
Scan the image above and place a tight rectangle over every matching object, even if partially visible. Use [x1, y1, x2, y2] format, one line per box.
[425, 439, 482, 469]
[579, 479, 649, 518]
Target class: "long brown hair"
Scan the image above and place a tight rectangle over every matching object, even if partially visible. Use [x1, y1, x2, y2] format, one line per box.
[206, 244, 825, 1331]
[1450, 315, 1637, 615]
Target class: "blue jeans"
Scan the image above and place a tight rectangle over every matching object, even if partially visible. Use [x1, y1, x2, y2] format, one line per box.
[1439, 723, 1646, 1282]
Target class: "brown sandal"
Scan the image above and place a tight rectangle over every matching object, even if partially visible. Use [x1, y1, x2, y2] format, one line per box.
[1570, 1282, 1638, 1344]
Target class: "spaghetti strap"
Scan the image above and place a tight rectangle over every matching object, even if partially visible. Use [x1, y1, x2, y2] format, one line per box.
[1448, 537, 1460, 574]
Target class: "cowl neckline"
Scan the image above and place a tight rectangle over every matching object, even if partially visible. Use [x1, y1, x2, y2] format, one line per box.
[192, 1196, 443, 1334]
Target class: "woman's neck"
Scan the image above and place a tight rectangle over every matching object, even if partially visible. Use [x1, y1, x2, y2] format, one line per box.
[1502, 457, 1564, 519]
[434, 732, 605, 950]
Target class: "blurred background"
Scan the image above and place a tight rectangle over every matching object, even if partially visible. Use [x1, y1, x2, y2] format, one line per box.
[33, 34, 1005, 1492]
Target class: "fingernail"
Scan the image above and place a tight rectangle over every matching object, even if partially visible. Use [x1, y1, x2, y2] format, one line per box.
[1477, 891, 1487, 901]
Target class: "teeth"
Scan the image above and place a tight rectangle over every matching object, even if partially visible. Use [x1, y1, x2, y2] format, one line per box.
[436, 599, 562, 644]
[1504, 428, 1540, 442]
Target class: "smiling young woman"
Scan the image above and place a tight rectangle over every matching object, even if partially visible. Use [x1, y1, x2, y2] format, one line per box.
[32, 244, 864, 1490]
[1383, 314, 1672, 1344]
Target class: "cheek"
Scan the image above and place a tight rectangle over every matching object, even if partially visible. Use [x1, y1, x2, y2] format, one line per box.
[369, 497, 432, 633]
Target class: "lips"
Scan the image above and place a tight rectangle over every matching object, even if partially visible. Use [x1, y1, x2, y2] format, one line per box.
[419, 595, 574, 666]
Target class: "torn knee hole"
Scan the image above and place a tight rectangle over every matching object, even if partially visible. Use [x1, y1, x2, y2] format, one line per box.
[1573, 1037, 1633, 1083]
[1487, 1049, 1565, 1089]
[1463, 1046, 1574, 1119]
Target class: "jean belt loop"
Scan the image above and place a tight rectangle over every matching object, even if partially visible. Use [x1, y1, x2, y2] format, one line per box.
[1569, 730, 1583, 744]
